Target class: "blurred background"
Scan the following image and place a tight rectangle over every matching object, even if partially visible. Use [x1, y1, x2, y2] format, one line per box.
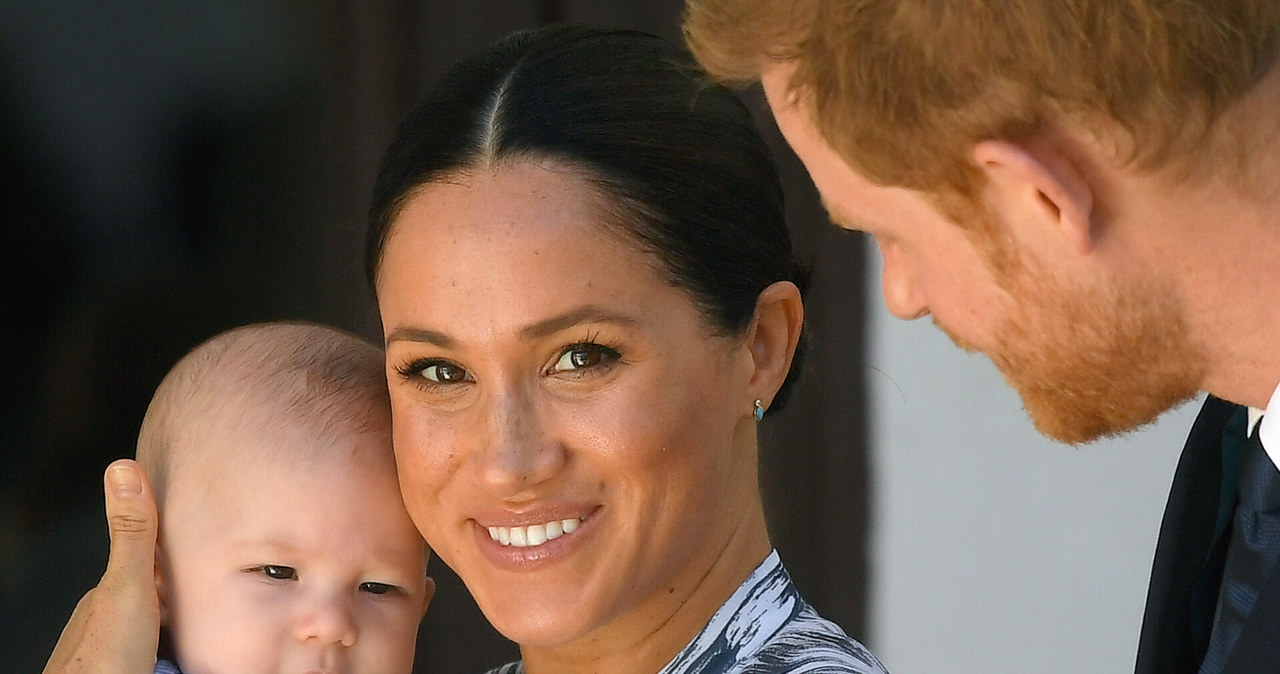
[0, 2, 1198, 672]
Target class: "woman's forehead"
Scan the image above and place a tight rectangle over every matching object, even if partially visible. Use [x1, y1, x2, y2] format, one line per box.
[377, 165, 674, 329]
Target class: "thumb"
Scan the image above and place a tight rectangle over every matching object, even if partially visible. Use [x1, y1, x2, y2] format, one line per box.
[100, 459, 159, 596]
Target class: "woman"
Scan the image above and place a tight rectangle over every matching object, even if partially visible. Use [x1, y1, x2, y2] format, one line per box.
[44, 25, 887, 674]
[365, 25, 886, 674]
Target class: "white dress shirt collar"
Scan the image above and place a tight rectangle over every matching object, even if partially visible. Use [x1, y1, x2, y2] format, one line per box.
[1250, 378, 1280, 471]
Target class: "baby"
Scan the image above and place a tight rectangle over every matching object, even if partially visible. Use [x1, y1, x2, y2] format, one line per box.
[135, 322, 431, 674]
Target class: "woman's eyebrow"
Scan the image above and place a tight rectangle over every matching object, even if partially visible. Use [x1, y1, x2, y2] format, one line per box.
[518, 306, 641, 340]
[384, 326, 454, 348]
[384, 307, 640, 348]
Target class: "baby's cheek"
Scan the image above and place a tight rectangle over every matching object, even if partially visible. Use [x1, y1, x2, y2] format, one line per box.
[361, 602, 424, 674]
[175, 594, 285, 674]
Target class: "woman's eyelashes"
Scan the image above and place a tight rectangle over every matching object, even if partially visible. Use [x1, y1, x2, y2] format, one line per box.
[550, 341, 622, 376]
[395, 358, 472, 388]
[393, 338, 625, 389]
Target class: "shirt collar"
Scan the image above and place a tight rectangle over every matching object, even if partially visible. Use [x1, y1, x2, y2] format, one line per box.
[1253, 378, 1280, 471]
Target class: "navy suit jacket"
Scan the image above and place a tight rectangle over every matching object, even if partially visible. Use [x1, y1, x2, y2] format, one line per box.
[1136, 396, 1280, 673]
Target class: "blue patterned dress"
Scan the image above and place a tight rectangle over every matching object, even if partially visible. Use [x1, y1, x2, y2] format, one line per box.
[487, 550, 888, 673]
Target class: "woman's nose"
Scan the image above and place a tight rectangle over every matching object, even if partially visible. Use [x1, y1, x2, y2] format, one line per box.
[477, 387, 565, 496]
[877, 237, 929, 320]
[292, 595, 358, 647]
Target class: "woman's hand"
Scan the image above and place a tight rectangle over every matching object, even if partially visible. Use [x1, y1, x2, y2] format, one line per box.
[44, 460, 161, 674]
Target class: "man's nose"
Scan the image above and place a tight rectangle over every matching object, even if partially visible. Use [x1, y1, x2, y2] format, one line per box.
[878, 237, 929, 320]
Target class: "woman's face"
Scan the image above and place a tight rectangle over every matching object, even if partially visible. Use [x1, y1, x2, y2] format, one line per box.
[375, 161, 764, 651]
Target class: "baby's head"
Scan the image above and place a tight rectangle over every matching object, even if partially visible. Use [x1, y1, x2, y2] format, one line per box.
[137, 322, 430, 674]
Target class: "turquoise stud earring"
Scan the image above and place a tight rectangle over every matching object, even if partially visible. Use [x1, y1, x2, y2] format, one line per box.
[753, 399, 765, 422]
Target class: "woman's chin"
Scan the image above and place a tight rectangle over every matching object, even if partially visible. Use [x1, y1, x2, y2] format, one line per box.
[478, 597, 602, 649]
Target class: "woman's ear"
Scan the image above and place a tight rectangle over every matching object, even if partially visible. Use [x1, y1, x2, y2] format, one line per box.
[972, 139, 1095, 255]
[745, 281, 804, 410]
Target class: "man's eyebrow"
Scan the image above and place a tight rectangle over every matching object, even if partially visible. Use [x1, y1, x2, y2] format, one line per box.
[383, 306, 640, 348]
[817, 196, 848, 228]
[818, 197, 868, 233]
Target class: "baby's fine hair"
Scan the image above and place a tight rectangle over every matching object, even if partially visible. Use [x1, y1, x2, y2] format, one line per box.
[136, 321, 390, 503]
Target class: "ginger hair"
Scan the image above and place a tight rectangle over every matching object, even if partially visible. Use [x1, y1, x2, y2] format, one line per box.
[685, 0, 1280, 198]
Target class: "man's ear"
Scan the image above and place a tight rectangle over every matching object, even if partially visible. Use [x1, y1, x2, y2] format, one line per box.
[972, 139, 1095, 255]
[745, 281, 804, 411]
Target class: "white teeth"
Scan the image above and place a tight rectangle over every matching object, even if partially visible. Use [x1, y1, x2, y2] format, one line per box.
[487, 518, 584, 548]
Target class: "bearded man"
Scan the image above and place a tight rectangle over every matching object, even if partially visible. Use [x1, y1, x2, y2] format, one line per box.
[684, 2, 1280, 672]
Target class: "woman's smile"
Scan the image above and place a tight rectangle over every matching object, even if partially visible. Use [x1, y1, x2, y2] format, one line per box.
[472, 508, 600, 569]
[482, 513, 587, 548]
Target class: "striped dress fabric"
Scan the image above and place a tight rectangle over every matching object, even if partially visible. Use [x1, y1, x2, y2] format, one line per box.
[488, 550, 888, 674]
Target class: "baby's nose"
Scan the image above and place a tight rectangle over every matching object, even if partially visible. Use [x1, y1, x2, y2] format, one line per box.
[292, 596, 358, 647]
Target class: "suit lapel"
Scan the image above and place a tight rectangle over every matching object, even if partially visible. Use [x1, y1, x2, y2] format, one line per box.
[1136, 397, 1240, 674]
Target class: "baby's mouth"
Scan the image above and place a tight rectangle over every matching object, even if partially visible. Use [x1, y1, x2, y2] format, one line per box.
[486, 517, 584, 548]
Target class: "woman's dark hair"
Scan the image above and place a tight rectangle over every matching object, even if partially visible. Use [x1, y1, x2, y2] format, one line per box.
[365, 25, 809, 411]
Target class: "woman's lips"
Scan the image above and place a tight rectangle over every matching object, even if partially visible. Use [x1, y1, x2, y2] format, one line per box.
[471, 506, 600, 567]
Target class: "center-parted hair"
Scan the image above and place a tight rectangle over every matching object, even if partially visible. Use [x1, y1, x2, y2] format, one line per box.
[365, 24, 809, 410]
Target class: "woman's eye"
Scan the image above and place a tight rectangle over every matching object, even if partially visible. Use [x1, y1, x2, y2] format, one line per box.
[256, 565, 297, 581]
[553, 343, 620, 372]
[410, 360, 470, 384]
[360, 581, 397, 595]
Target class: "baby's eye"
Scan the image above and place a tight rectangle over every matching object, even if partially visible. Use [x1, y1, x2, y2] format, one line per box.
[252, 565, 297, 581]
[552, 343, 620, 372]
[359, 581, 398, 596]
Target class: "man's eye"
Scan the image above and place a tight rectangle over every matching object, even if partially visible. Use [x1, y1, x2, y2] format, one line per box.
[256, 565, 297, 581]
[553, 344, 619, 372]
[360, 582, 397, 595]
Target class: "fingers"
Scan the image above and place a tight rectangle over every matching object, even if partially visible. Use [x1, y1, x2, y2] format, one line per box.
[42, 460, 161, 674]
[100, 459, 158, 594]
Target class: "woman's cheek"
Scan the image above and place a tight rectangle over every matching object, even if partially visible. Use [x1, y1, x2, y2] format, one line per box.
[391, 405, 459, 527]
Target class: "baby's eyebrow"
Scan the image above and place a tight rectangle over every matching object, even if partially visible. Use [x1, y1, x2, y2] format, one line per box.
[229, 537, 302, 555]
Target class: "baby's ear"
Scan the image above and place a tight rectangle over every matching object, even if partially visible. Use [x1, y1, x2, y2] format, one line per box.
[154, 542, 170, 622]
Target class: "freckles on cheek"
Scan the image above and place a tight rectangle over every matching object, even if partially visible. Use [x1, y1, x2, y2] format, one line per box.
[392, 413, 458, 506]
